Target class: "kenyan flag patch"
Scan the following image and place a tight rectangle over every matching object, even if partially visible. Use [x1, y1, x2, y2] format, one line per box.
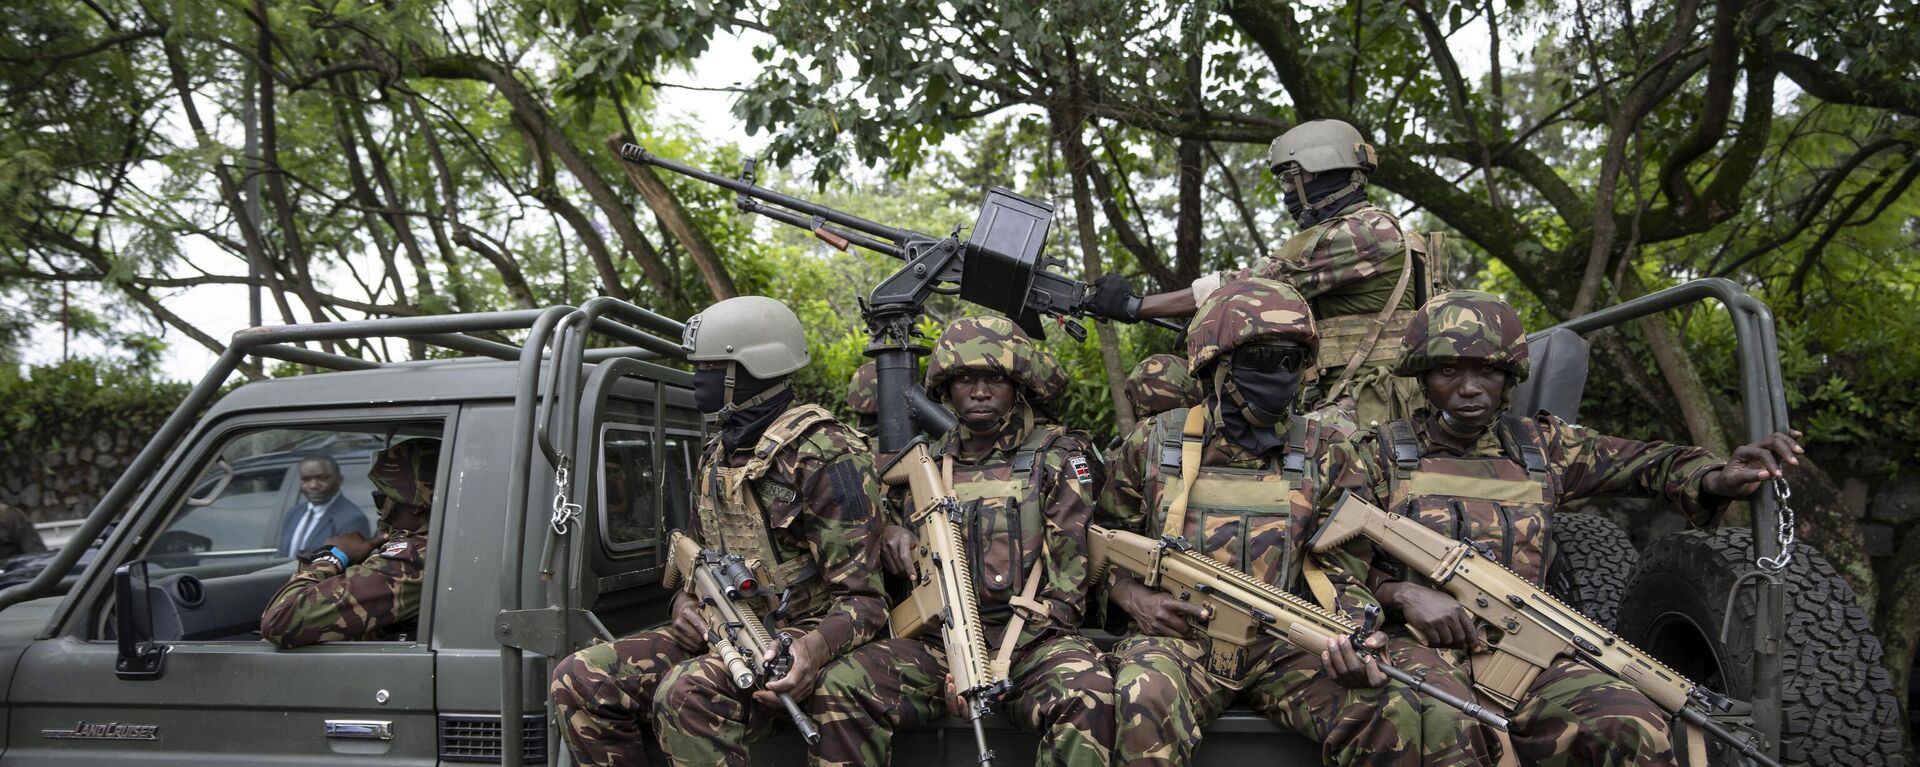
[1070, 456, 1093, 485]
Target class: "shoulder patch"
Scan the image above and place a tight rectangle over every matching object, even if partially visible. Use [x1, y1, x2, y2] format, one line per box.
[1069, 455, 1093, 486]
[377, 538, 420, 562]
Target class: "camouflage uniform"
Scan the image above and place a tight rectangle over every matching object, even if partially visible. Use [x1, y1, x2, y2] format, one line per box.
[259, 438, 438, 648]
[1326, 290, 1731, 766]
[1195, 200, 1428, 427]
[0, 503, 46, 559]
[1103, 279, 1495, 767]
[809, 316, 1115, 767]
[1122, 353, 1200, 421]
[550, 402, 888, 767]
[845, 362, 879, 436]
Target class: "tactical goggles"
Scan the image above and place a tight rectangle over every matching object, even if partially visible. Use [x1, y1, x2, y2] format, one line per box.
[1232, 344, 1310, 374]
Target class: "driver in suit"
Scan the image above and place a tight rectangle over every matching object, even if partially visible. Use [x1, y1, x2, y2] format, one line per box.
[275, 454, 370, 556]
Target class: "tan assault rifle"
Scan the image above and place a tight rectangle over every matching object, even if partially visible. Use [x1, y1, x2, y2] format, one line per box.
[1310, 494, 1781, 767]
[1086, 524, 1510, 730]
[662, 531, 822, 745]
[885, 447, 1009, 766]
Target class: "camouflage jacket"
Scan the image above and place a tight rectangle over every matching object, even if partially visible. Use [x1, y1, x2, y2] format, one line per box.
[1324, 410, 1727, 586]
[1232, 201, 1414, 320]
[259, 522, 426, 648]
[692, 404, 889, 659]
[1101, 403, 1375, 623]
[906, 405, 1101, 652]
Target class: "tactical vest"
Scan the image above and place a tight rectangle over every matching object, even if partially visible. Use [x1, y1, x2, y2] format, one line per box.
[1376, 414, 1559, 585]
[1272, 205, 1446, 377]
[1140, 404, 1320, 681]
[694, 404, 834, 618]
[948, 425, 1086, 615]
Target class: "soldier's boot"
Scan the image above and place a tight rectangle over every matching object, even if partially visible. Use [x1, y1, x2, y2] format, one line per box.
[548, 629, 691, 767]
[652, 655, 771, 767]
[1110, 636, 1230, 767]
[1001, 635, 1116, 767]
[805, 637, 948, 767]
[1509, 657, 1675, 767]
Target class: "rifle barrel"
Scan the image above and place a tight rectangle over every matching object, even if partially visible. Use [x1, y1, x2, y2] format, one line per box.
[1377, 664, 1510, 731]
[618, 143, 912, 245]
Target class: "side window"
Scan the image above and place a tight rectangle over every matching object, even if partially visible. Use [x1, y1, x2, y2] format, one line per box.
[129, 420, 441, 642]
[600, 427, 696, 555]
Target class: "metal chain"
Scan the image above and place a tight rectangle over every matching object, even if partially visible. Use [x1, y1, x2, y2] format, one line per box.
[550, 459, 583, 535]
[1754, 477, 1796, 572]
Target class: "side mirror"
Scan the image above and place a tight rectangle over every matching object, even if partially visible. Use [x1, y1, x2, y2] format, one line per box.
[113, 561, 165, 680]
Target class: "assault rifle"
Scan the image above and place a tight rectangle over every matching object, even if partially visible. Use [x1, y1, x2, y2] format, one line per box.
[1309, 494, 1782, 767]
[661, 531, 822, 745]
[615, 143, 1182, 341]
[1086, 525, 1511, 731]
[885, 449, 1010, 765]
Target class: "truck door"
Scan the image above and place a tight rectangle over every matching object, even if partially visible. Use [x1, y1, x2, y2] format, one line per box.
[5, 410, 454, 766]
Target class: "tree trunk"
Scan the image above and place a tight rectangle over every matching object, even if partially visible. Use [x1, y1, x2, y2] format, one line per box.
[603, 134, 736, 301]
[253, 0, 332, 342]
[1054, 114, 1136, 437]
[1174, 45, 1205, 284]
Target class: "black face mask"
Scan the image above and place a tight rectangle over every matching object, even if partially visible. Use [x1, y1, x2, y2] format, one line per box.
[1282, 172, 1367, 227]
[1228, 362, 1303, 428]
[694, 366, 794, 450]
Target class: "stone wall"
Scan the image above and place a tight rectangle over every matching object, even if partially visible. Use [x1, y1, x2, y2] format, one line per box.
[0, 361, 192, 524]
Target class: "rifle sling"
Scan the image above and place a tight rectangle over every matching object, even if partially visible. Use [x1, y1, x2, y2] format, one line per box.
[991, 541, 1049, 680]
[1160, 405, 1211, 539]
[1322, 231, 1418, 404]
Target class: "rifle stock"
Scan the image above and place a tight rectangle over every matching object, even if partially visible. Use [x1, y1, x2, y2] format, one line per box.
[662, 531, 822, 745]
[1086, 525, 1509, 731]
[884, 443, 1006, 765]
[1311, 494, 1782, 767]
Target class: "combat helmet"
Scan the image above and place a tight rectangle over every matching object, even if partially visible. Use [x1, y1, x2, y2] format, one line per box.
[1267, 119, 1377, 176]
[1124, 354, 1200, 419]
[845, 362, 879, 419]
[1393, 290, 1531, 382]
[1268, 119, 1377, 223]
[369, 438, 442, 508]
[681, 295, 810, 377]
[925, 316, 1055, 403]
[1185, 277, 1318, 377]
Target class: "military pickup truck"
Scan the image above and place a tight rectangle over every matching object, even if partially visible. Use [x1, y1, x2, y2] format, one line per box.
[0, 279, 1898, 766]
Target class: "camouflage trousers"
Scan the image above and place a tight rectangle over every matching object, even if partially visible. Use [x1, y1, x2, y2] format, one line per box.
[549, 628, 693, 767]
[807, 633, 1115, 767]
[653, 626, 818, 767]
[1111, 634, 1497, 767]
[1500, 655, 1675, 767]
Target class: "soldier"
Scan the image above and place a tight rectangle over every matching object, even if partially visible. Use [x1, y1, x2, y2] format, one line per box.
[1123, 353, 1200, 422]
[1086, 119, 1432, 427]
[0, 503, 46, 560]
[259, 437, 438, 648]
[1325, 290, 1803, 766]
[1102, 278, 1496, 767]
[807, 316, 1115, 767]
[549, 296, 888, 767]
[845, 361, 880, 434]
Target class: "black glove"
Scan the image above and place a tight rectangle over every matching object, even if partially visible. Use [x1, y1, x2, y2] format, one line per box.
[1088, 274, 1143, 323]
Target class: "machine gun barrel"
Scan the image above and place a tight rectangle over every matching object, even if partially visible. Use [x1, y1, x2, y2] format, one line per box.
[1087, 525, 1509, 731]
[1310, 494, 1782, 767]
[619, 143, 912, 249]
[663, 532, 823, 745]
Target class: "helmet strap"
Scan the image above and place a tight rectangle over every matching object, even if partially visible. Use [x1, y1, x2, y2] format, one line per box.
[711, 362, 790, 421]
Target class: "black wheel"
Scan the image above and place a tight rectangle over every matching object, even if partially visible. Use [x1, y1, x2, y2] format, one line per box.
[1545, 512, 1636, 629]
[1619, 528, 1906, 766]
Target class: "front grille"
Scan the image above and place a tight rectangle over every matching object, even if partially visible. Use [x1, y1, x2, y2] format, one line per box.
[438, 714, 546, 764]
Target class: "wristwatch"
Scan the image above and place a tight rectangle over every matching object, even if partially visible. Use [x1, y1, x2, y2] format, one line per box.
[300, 544, 349, 570]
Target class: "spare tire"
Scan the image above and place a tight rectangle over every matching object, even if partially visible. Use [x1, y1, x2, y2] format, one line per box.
[1544, 512, 1636, 629]
[1618, 528, 1906, 766]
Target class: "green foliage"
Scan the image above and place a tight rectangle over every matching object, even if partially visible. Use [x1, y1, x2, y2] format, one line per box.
[0, 358, 191, 452]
